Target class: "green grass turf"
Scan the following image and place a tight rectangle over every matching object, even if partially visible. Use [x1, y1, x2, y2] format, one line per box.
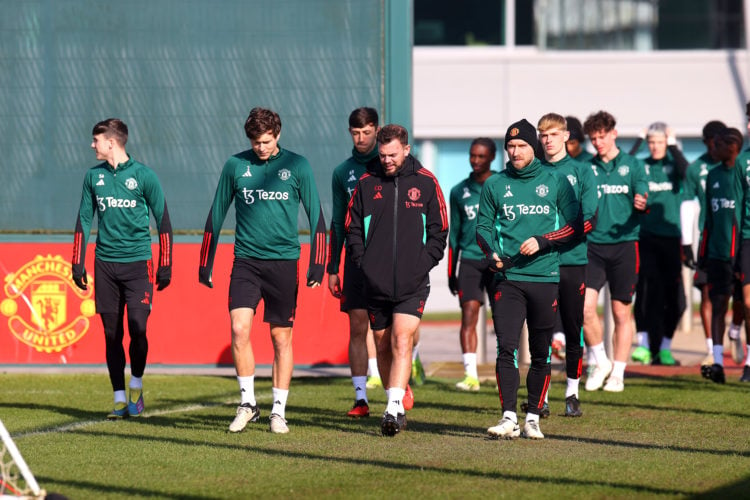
[1, 373, 749, 499]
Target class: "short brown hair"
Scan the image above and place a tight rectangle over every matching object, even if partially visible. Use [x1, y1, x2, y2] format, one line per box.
[92, 118, 128, 146]
[244, 107, 282, 140]
[377, 124, 409, 146]
[583, 111, 616, 135]
[537, 113, 567, 133]
[349, 107, 379, 129]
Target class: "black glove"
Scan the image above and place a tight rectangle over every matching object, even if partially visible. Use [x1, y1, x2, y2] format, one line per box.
[307, 263, 324, 287]
[72, 265, 88, 290]
[484, 256, 514, 273]
[198, 267, 213, 288]
[448, 275, 459, 296]
[156, 266, 171, 291]
[682, 245, 696, 270]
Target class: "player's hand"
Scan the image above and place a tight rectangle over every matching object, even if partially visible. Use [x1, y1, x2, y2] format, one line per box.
[520, 237, 541, 256]
[448, 275, 459, 296]
[328, 274, 342, 297]
[156, 266, 171, 291]
[307, 279, 321, 288]
[198, 268, 213, 289]
[72, 265, 88, 291]
[633, 193, 648, 211]
[681, 245, 696, 270]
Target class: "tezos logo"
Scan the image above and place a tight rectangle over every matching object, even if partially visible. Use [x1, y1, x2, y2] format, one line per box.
[125, 178, 138, 190]
[278, 168, 291, 181]
[241, 188, 289, 204]
[1, 255, 95, 354]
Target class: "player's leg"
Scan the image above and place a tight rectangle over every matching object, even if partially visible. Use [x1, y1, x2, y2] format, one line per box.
[558, 265, 585, 416]
[122, 260, 154, 416]
[583, 243, 608, 389]
[226, 258, 262, 432]
[455, 258, 485, 391]
[487, 280, 526, 439]
[704, 259, 733, 383]
[694, 269, 713, 364]
[261, 259, 299, 434]
[523, 281, 557, 439]
[655, 236, 685, 366]
[95, 258, 128, 418]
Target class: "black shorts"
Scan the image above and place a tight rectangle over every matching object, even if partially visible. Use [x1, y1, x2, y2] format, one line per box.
[367, 291, 429, 330]
[693, 268, 708, 289]
[457, 258, 495, 304]
[94, 258, 154, 314]
[341, 252, 367, 312]
[586, 241, 639, 303]
[228, 258, 298, 327]
[706, 259, 733, 300]
[741, 240, 750, 286]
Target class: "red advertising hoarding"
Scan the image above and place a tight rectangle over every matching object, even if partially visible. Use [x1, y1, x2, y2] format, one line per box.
[0, 243, 349, 366]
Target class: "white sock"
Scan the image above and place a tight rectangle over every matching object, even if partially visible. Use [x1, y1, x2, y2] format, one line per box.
[352, 376, 368, 402]
[586, 347, 596, 366]
[706, 338, 714, 352]
[271, 387, 289, 418]
[591, 343, 608, 365]
[713, 345, 724, 366]
[412, 344, 420, 362]
[368, 358, 380, 378]
[386, 388, 405, 416]
[544, 385, 549, 403]
[462, 352, 478, 379]
[552, 332, 565, 344]
[611, 361, 626, 380]
[114, 390, 126, 404]
[526, 412, 540, 424]
[238, 376, 256, 406]
[728, 323, 741, 340]
[502, 410, 517, 423]
[129, 376, 143, 390]
[659, 338, 672, 352]
[745, 355, 750, 367]
[566, 377, 580, 398]
[636, 331, 649, 348]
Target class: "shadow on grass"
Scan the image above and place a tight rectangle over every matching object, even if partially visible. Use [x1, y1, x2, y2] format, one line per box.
[34, 475, 209, 500]
[52, 428, 707, 497]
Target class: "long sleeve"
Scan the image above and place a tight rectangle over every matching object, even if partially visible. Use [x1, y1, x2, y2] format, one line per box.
[327, 169, 348, 274]
[344, 180, 365, 268]
[199, 163, 235, 283]
[668, 144, 689, 179]
[142, 170, 173, 269]
[476, 182, 498, 258]
[578, 161, 599, 235]
[298, 163, 326, 283]
[536, 175, 583, 250]
[421, 170, 449, 267]
[72, 173, 96, 269]
[448, 188, 461, 279]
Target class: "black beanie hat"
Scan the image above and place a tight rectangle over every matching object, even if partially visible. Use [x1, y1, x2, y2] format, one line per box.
[566, 116, 585, 142]
[504, 119, 538, 149]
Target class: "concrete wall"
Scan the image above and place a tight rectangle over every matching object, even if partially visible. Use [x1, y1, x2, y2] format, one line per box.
[413, 47, 750, 139]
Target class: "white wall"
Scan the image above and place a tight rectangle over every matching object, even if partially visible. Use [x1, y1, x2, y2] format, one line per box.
[413, 47, 750, 139]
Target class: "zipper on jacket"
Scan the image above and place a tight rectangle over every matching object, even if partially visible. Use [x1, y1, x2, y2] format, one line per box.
[392, 176, 398, 301]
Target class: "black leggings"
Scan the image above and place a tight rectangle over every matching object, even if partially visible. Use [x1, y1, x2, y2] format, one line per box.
[559, 266, 585, 379]
[491, 280, 557, 416]
[100, 307, 150, 392]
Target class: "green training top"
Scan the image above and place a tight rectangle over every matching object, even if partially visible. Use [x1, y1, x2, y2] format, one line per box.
[588, 150, 648, 244]
[684, 152, 720, 231]
[542, 154, 598, 266]
[199, 147, 326, 283]
[73, 157, 171, 263]
[701, 162, 744, 262]
[736, 148, 750, 240]
[640, 154, 684, 238]
[476, 158, 579, 283]
[449, 172, 496, 263]
[326, 147, 377, 274]
[571, 149, 595, 164]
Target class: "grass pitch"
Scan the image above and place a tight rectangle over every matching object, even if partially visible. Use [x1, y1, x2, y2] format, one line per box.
[1, 372, 749, 499]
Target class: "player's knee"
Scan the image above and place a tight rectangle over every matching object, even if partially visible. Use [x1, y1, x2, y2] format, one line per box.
[127, 309, 150, 338]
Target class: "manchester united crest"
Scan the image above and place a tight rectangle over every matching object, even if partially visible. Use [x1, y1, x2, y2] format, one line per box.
[1, 254, 95, 353]
[407, 187, 421, 201]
